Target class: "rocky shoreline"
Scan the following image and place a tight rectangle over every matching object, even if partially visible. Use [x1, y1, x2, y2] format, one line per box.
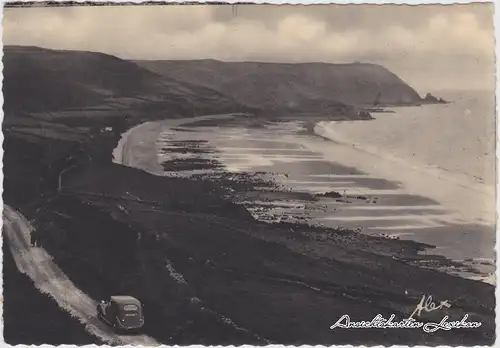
[3, 110, 495, 345]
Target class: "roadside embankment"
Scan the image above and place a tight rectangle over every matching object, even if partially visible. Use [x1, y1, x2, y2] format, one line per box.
[3, 112, 496, 345]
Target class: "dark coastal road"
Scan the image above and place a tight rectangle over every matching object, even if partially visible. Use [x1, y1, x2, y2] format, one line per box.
[4, 112, 493, 346]
[2, 114, 241, 346]
[3, 205, 160, 346]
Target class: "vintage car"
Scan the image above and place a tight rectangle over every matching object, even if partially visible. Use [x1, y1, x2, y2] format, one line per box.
[97, 295, 144, 332]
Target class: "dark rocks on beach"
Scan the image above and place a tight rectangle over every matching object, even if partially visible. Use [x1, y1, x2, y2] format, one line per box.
[6, 115, 496, 345]
[316, 191, 343, 198]
[161, 147, 213, 155]
[3, 45, 495, 346]
[357, 110, 373, 119]
[161, 158, 222, 171]
[423, 92, 448, 104]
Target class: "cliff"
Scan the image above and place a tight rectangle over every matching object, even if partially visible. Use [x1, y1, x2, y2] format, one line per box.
[5, 45, 424, 120]
[135, 59, 423, 109]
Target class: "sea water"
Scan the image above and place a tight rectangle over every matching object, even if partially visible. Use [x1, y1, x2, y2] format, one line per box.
[153, 96, 496, 281]
[317, 89, 496, 224]
[334, 90, 495, 188]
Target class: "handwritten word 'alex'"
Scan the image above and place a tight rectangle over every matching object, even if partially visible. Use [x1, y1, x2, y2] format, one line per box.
[408, 295, 451, 320]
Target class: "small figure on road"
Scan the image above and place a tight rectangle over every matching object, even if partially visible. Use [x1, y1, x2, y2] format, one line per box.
[30, 229, 43, 247]
[37, 230, 43, 248]
[30, 230, 37, 247]
[31, 229, 41, 247]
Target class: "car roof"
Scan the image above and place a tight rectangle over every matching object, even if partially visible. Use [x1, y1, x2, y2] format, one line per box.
[110, 295, 141, 306]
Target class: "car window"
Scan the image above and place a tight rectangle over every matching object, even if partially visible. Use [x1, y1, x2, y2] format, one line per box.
[123, 304, 138, 311]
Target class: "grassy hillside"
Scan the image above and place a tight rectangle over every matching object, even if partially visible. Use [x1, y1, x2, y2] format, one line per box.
[3, 46, 245, 115]
[4, 45, 423, 119]
[135, 59, 423, 109]
[2, 46, 495, 345]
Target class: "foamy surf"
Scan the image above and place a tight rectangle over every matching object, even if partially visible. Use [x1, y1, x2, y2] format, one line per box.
[148, 114, 495, 283]
[313, 121, 495, 226]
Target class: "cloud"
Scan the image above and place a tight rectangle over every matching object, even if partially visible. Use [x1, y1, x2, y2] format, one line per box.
[3, 4, 494, 91]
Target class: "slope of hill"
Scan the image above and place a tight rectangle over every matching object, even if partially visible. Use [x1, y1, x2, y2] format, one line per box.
[4, 46, 424, 119]
[135, 59, 423, 109]
[3, 46, 244, 115]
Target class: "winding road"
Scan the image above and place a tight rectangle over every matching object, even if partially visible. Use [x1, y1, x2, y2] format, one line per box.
[3, 113, 238, 345]
[3, 205, 160, 346]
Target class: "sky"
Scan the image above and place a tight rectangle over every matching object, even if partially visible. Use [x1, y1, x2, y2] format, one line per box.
[4, 3, 495, 93]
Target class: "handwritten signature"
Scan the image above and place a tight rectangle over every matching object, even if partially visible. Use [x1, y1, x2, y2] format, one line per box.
[408, 295, 451, 320]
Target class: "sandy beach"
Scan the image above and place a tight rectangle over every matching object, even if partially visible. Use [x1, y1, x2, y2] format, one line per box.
[4, 109, 495, 345]
[4, 10, 496, 344]
[143, 115, 495, 284]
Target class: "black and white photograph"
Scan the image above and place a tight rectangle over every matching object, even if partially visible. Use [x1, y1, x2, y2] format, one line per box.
[1, 1, 496, 346]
